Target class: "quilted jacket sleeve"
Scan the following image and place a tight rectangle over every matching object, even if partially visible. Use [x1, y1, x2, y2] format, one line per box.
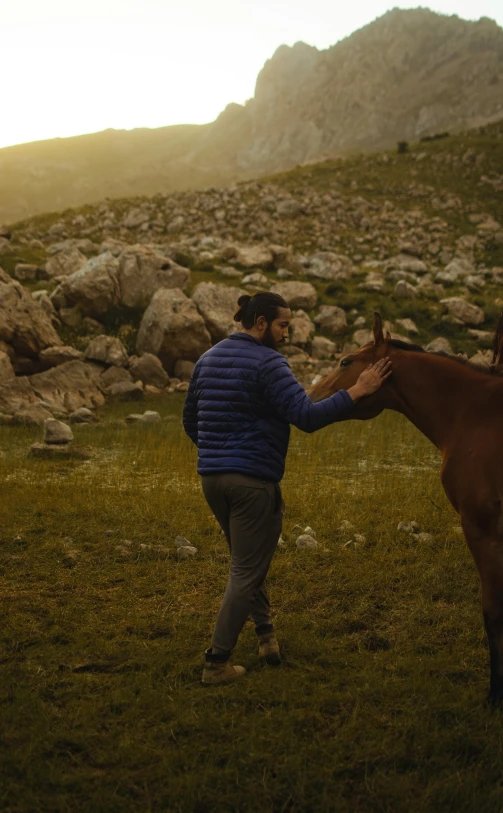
[260, 354, 353, 433]
[182, 361, 201, 445]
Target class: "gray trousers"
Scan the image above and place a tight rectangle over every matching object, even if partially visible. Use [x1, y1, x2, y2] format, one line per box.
[201, 473, 284, 654]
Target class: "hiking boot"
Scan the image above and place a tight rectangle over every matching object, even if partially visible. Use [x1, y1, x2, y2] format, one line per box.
[202, 649, 246, 685]
[258, 632, 281, 666]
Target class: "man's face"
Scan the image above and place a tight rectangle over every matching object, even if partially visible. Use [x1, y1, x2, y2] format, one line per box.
[261, 307, 291, 350]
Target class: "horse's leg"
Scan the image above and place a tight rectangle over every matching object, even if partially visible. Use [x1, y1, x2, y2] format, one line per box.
[461, 514, 503, 704]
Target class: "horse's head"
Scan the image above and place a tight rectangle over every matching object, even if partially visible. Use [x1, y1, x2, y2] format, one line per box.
[308, 313, 393, 418]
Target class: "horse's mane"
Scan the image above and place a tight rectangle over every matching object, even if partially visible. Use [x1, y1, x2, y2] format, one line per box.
[388, 339, 503, 378]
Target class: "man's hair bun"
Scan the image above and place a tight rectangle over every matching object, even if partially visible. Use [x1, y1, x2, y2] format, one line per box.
[234, 295, 253, 322]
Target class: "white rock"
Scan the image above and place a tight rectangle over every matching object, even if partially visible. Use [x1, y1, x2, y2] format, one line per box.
[303, 526, 316, 537]
[177, 545, 198, 560]
[440, 298, 485, 326]
[415, 532, 434, 543]
[191, 282, 247, 340]
[295, 534, 318, 549]
[397, 521, 420, 534]
[394, 280, 416, 299]
[425, 337, 453, 354]
[270, 281, 317, 310]
[175, 535, 191, 549]
[84, 335, 128, 367]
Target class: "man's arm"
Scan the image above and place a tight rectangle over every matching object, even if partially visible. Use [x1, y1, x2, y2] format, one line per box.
[260, 355, 353, 433]
[182, 362, 201, 445]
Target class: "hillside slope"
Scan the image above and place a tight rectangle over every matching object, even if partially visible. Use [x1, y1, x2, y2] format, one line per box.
[1, 8, 502, 225]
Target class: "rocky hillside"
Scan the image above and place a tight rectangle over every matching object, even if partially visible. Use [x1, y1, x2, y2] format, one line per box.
[2, 8, 503, 224]
[0, 120, 502, 425]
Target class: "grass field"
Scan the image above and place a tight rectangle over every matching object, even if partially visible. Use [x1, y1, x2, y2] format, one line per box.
[1, 397, 503, 813]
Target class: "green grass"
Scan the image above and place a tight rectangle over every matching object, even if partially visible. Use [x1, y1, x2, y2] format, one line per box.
[1, 397, 503, 812]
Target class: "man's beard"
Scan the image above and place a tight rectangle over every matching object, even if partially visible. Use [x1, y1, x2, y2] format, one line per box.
[262, 326, 281, 351]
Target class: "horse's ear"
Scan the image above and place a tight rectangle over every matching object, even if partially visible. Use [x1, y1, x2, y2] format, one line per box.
[492, 312, 503, 368]
[373, 313, 384, 345]
[385, 330, 392, 340]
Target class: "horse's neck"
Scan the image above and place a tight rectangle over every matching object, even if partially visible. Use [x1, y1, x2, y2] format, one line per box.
[385, 351, 482, 451]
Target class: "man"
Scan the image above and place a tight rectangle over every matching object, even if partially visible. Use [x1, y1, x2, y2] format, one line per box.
[183, 292, 391, 684]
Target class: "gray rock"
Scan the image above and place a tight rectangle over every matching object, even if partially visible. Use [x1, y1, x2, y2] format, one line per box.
[191, 282, 246, 340]
[13, 404, 53, 425]
[295, 534, 318, 549]
[393, 280, 416, 299]
[440, 298, 485, 326]
[85, 335, 128, 367]
[314, 305, 347, 336]
[173, 360, 195, 381]
[136, 288, 211, 375]
[14, 263, 39, 282]
[0, 268, 61, 357]
[353, 329, 373, 346]
[29, 360, 105, 414]
[234, 245, 274, 269]
[125, 410, 161, 424]
[175, 535, 191, 548]
[289, 310, 314, 347]
[43, 418, 74, 445]
[40, 345, 83, 368]
[29, 443, 91, 460]
[69, 407, 98, 424]
[311, 336, 336, 359]
[270, 281, 317, 310]
[425, 337, 453, 354]
[128, 353, 169, 389]
[45, 247, 87, 279]
[100, 366, 132, 388]
[242, 272, 271, 288]
[397, 521, 420, 534]
[177, 545, 198, 560]
[104, 381, 143, 401]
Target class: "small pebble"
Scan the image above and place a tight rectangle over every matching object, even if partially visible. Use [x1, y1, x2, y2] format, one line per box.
[303, 526, 316, 537]
[277, 536, 287, 548]
[175, 535, 191, 549]
[339, 520, 354, 532]
[354, 534, 366, 544]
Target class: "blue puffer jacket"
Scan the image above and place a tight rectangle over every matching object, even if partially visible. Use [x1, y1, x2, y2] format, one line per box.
[182, 332, 353, 482]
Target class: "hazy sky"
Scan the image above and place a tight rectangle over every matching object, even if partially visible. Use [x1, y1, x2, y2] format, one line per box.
[1, 0, 502, 149]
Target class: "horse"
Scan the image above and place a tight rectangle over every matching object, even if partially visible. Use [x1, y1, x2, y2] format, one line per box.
[308, 312, 503, 704]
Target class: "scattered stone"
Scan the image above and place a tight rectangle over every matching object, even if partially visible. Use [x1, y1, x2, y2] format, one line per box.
[393, 280, 416, 299]
[303, 526, 316, 537]
[415, 532, 434, 543]
[128, 353, 169, 388]
[395, 318, 419, 334]
[311, 336, 336, 359]
[270, 281, 317, 310]
[177, 545, 198, 560]
[175, 535, 191, 548]
[100, 366, 132, 388]
[43, 418, 74, 445]
[338, 520, 354, 532]
[29, 443, 91, 460]
[13, 404, 53, 425]
[104, 381, 143, 401]
[295, 534, 318, 549]
[40, 345, 83, 368]
[397, 521, 420, 534]
[14, 263, 39, 282]
[125, 410, 161, 424]
[69, 407, 98, 424]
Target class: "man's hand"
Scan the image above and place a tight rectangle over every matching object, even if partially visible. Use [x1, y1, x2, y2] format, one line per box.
[347, 358, 392, 402]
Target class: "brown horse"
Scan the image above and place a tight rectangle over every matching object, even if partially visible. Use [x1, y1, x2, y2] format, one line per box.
[309, 313, 503, 703]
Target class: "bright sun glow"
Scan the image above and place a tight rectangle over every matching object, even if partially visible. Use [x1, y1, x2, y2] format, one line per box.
[1, 0, 502, 149]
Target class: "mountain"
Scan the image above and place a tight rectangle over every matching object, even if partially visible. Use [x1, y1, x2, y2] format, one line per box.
[1, 7, 503, 224]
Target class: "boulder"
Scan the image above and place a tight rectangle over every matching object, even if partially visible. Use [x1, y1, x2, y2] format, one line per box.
[270, 281, 317, 310]
[234, 245, 274, 269]
[45, 247, 87, 279]
[100, 366, 132, 388]
[84, 335, 128, 367]
[314, 305, 347, 336]
[277, 200, 303, 219]
[61, 252, 120, 317]
[395, 318, 419, 335]
[353, 329, 373, 346]
[128, 353, 169, 389]
[0, 268, 61, 357]
[425, 337, 453, 354]
[13, 404, 53, 425]
[29, 443, 91, 460]
[393, 280, 416, 299]
[29, 360, 105, 413]
[305, 252, 352, 281]
[440, 298, 485, 325]
[173, 360, 196, 381]
[192, 282, 246, 340]
[39, 345, 83, 368]
[117, 245, 190, 308]
[242, 272, 270, 288]
[0, 238, 12, 255]
[43, 418, 74, 445]
[358, 272, 385, 293]
[0, 351, 39, 414]
[136, 288, 211, 375]
[104, 380, 143, 401]
[387, 254, 428, 274]
[289, 310, 314, 347]
[311, 336, 336, 359]
[14, 264, 39, 282]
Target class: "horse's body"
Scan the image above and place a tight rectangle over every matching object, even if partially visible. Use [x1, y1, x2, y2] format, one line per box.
[309, 314, 503, 702]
